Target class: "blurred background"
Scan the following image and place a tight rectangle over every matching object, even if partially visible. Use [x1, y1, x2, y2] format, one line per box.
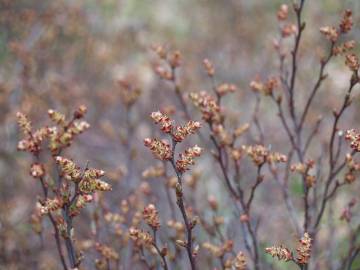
[1, 0, 360, 269]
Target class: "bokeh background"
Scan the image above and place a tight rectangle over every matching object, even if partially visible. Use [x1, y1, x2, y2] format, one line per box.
[1, 0, 360, 269]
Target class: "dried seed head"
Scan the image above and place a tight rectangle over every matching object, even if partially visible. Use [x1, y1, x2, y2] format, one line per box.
[30, 163, 45, 178]
[40, 197, 63, 216]
[172, 120, 201, 142]
[143, 204, 160, 230]
[339, 9, 353, 34]
[233, 251, 247, 270]
[48, 109, 66, 125]
[345, 53, 359, 72]
[320, 26, 339, 42]
[265, 245, 293, 262]
[189, 91, 221, 123]
[74, 105, 87, 119]
[144, 138, 172, 161]
[16, 112, 32, 135]
[345, 129, 360, 152]
[150, 111, 173, 133]
[129, 227, 154, 246]
[296, 232, 312, 264]
[176, 145, 203, 173]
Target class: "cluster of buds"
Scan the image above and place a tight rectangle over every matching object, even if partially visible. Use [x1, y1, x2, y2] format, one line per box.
[116, 79, 142, 107]
[333, 40, 356, 56]
[320, 9, 353, 43]
[203, 58, 215, 77]
[266, 233, 312, 265]
[344, 154, 360, 184]
[345, 129, 360, 152]
[216, 83, 237, 97]
[250, 77, 278, 96]
[231, 251, 247, 270]
[320, 26, 339, 42]
[265, 245, 293, 262]
[339, 9, 353, 34]
[151, 111, 173, 133]
[40, 197, 63, 216]
[16, 112, 32, 135]
[48, 109, 66, 125]
[17, 112, 51, 153]
[70, 194, 93, 217]
[47, 107, 90, 154]
[55, 156, 82, 181]
[142, 164, 165, 179]
[129, 227, 154, 247]
[95, 242, 119, 261]
[146, 111, 202, 173]
[150, 111, 201, 142]
[189, 91, 221, 123]
[152, 45, 181, 80]
[173, 120, 201, 142]
[56, 156, 111, 194]
[30, 163, 45, 178]
[234, 123, 250, 138]
[231, 147, 243, 161]
[276, 4, 296, 37]
[176, 145, 203, 173]
[243, 145, 287, 166]
[296, 232, 312, 264]
[143, 204, 160, 230]
[290, 160, 316, 188]
[144, 138, 172, 161]
[345, 53, 359, 72]
[202, 240, 233, 258]
[340, 198, 357, 222]
[213, 124, 232, 146]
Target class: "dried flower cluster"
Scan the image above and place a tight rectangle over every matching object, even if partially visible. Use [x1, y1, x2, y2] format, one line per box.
[143, 204, 160, 230]
[189, 91, 221, 123]
[243, 144, 287, 166]
[265, 245, 293, 262]
[296, 232, 312, 264]
[16, 107, 111, 269]
[344, 154, 360, 184]
[250, 77, 278, 96]
[345, 129, 360, 152]
[266, 233, 312, 266]
[291, 160, 316, 187]
[129, 227, 154, 247]
[176, 145, 202, 173]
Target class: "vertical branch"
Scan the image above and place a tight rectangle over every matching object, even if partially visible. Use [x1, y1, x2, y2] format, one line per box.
[169, 140, 197, 270]
[288, 0, 306, 129]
